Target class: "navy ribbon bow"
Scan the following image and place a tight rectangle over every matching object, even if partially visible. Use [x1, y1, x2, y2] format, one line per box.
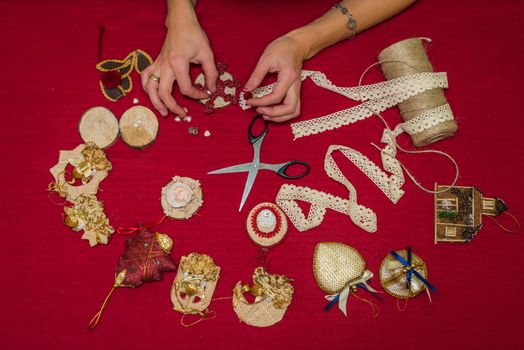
[390, 247, 436, 293]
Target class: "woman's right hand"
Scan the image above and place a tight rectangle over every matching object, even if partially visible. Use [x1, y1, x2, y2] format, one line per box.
[142, 1, 218, 117]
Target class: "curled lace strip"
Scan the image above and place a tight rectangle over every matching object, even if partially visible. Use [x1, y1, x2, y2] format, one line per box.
[290, 72, 448, 139]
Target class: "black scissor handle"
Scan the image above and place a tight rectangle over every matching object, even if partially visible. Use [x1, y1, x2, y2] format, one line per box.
[277, 160, 311, 179]
[248, 114, 269, 144]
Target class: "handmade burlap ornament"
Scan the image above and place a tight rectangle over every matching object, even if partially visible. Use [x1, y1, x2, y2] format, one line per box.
[246, 202, 288, 248]
[48, 142, 112, 202]
[232, 267, 294, 327]
[161, 176, 203, 220]
[171, 253, 220, 326]
[88, 229, 176, 329]
[313, 242, 380, 317]
[379, 247, 436, 311]
[63, 193, 114, 247]
[380, 247, 435, 298]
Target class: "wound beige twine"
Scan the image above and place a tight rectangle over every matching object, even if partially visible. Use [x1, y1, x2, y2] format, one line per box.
[378, 37, 457, 147]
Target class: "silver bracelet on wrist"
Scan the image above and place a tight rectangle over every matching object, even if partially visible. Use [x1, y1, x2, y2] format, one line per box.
[333, 3, 357, 39]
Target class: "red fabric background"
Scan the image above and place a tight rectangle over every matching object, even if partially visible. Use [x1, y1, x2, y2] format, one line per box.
[1, 1, 523, 349]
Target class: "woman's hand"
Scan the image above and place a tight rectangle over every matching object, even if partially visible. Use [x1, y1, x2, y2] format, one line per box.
[244, 33, 309, 123]
[142, 2, 217, 117]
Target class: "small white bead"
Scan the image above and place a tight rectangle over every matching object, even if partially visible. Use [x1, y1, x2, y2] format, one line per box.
[132, 98, 139, 104]
[184, 116, 192, 122]
[204, 130, 211, 137]
[175, 116, 182, 122]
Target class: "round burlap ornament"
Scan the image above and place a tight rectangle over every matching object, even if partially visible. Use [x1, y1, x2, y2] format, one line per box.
[246, 202, 288, 247]
[313, 242, 366, 295]
[161, 176, 203, 220]
[379, 249, 429, 299]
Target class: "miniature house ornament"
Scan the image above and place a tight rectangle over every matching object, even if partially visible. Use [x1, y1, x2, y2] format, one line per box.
[434, 184, 518, 243]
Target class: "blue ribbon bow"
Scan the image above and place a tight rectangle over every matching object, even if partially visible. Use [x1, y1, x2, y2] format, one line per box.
[390, 247, 436, 293]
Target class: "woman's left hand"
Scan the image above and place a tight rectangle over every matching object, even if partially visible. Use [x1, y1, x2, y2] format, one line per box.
[244, 34, 309, 123]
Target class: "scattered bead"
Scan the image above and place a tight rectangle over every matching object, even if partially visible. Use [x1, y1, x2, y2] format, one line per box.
[188, 127, 199, 135]
[243, 91, 253, 100]
[183, 116, 192, 122]
[133, 98, 139, 104]
[175, 116, 182, 122]
[204, 130, 211, 137]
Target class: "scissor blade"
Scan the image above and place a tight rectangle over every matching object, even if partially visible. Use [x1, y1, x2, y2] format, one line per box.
[239, 166, 259, 212]
[208, 163, 252, 175]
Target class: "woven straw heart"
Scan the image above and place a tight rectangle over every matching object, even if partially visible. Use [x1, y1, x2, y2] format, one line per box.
[313, 242, 366, 295]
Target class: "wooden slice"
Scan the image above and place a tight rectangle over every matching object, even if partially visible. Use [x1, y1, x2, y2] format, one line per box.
[119, 106, 158, 148]
[78, 107, 119, 149]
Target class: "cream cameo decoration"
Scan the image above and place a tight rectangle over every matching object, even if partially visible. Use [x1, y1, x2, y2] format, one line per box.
[161, 176, 203, 220]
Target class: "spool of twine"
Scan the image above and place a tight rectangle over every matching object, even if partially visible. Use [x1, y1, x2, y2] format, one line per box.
[378, 38, 457, 147]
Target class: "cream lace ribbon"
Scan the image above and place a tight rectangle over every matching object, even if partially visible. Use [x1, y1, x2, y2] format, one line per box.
[270, 70, 455, 232]
[276, 105, 454, 233]
[239, 70, 450, 139]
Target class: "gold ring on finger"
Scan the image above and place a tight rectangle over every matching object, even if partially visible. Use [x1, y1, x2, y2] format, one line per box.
[149, 73, 160, 83]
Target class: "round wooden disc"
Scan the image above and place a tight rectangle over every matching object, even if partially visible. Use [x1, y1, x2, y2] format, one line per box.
[161, 176, 203, 220]
[246, 203, 288, 247]
[119, 106, 158, 148]
[78, 107, 119, 149]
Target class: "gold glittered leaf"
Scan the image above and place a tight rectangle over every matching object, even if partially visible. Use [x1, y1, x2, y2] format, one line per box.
[155, 233, 173, 254]
[114, 270, 127, 287]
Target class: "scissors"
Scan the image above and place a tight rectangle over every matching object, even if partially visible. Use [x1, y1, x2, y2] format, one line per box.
[208, 114, 310, 211]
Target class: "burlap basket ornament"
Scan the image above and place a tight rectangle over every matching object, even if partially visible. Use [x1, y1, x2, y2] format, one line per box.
[171, 253, 220, 319]
[232, 267, 294, 327]
[313, 242, 379, 316]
